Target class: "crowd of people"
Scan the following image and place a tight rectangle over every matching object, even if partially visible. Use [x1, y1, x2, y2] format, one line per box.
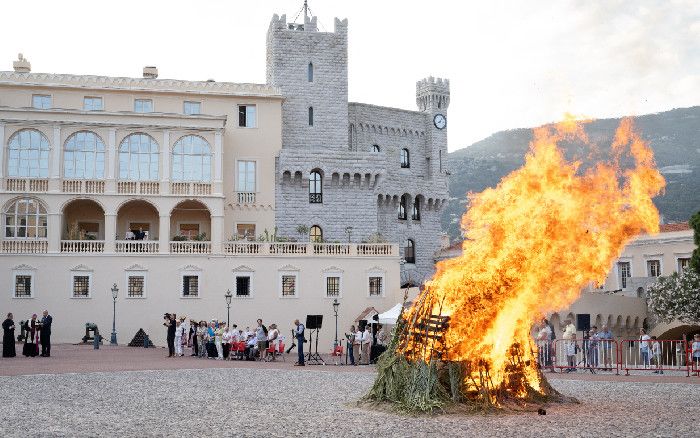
[2, 310, 53, 358]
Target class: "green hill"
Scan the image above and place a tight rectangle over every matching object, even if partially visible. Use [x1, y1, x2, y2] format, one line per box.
[443, 107, 700, 241]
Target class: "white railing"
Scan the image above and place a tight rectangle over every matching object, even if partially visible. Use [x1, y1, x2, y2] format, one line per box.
[269, 242, 308, 254]
[62, 180, 105, 194]
[5, 178, 49, 192]
[61, 240, 105, 253]
[237, 192, 256, 204]
[313, 243, 351, 255]
[117, 181, 160, 195]
[170, 241, 211, 254]
[170, 182, 212, 196]
[1, 239, 48, 253]
[115, 240, 159, 253]
[357, 243, 395, 256]
[224, 242, 262, 255]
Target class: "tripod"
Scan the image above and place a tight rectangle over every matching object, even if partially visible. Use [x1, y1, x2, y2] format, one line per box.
[306, 328, 325, 365]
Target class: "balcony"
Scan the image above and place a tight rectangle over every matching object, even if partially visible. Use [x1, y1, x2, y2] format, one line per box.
[61, 240, 105, 253]
[170, 241, 211, 254]
[357, 243, 394, 256]
[313, 243, 351, 255]
[222, 242, 398, 257]
[236, 192, 256, 204]
[62, 180, 105, 194]
[5, 178, 48, 192]
[1, 239, 48, 253]
[171, 182, 212, 196]
[115, 240, 159, 253]
[117, 181, 160, 195]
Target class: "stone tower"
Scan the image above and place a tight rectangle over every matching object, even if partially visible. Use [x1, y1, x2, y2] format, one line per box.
[416, 77, 450, 180]
[266, 13, 349, 150]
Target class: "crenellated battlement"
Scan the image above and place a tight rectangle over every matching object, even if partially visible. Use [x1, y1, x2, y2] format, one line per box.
[416, 76, 450, 112]
[268, 13, 346, 35]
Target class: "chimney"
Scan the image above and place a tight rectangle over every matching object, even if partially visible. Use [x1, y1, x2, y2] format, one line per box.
[143, 66, 158, 79]
[13, 53, 31, 73]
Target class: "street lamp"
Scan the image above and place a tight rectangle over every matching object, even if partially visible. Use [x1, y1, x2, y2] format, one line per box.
[332, 298, 340, 348]
[110, 283, 118, 345]
[345, 226, 353, 243]
[225, 289, 233, 327]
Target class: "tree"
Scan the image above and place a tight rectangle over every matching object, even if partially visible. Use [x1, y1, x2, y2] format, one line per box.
[645, 210, 700, 324]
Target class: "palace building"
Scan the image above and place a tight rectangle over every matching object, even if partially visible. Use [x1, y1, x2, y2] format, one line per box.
[0, 10, 449, 347]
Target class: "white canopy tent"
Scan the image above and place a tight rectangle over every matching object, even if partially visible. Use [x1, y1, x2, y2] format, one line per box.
[377, 303, 405, 325]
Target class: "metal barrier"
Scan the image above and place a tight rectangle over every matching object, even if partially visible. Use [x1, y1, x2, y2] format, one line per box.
[548, 338, 620, 374]
[619, 339, 691, 376]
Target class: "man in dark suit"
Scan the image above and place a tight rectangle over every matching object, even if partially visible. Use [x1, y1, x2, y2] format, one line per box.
[40, 310, 53, 357]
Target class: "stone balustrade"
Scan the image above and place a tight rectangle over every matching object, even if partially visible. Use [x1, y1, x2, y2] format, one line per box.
[236, 192, 256, 204]
[60, 240, 105, 253]
[170, 182, 212, 196]
[1, 239, 48, 253]
[170, 241, 211, 254]
[115, 240, 159, 253]
[62, 180, 105, 194]
[117, 181, 160, 195]
[5, 178, 49, 192]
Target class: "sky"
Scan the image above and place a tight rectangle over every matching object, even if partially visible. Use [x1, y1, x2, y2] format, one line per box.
[1, 0, 698, 151]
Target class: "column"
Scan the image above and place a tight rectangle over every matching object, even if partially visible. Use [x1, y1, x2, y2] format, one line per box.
[159, 215, 170, 254]
[213, 131, 223, 195]
[106, 129, 116, 193]
[49, 125, 61, 192]
[48, 213, 62, 253]
[210, 215, 224, 254]
[104, 214, 117, 253]
[161, 130, 170, 195]
[0, 123, 5, 179]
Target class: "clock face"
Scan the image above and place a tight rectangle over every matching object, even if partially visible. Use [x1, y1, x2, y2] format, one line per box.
[434, 114, 446, 130]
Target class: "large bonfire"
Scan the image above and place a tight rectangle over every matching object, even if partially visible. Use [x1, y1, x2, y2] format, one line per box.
[366, 117, 665, 412]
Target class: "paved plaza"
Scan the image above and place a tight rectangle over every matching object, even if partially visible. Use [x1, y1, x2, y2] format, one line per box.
[0, 345, 698, 437]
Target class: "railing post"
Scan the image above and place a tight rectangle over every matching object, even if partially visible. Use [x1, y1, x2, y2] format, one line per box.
[349, 243, 357, 256]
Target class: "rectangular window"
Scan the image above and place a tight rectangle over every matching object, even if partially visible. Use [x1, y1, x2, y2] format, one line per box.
[128, 276, 145, 298]
[369, 277, 383, 297]
[72, 275, 90, 298]
[237, 160, 256, 192]
[236, 276, 251, 297]
[182, 275, 199, 297]
[618, 261, 631, 289]
[236, 224, 256, 241]
[238, 105, 257, 128]
[83, 97, 103, 111]
[326, 276, 340, 297]
[184, 101, 201, 115]
[14, 275, 32, 298]
[32, 94, 52, 109]
[134, 99, 153, 113]
[281, 275, 296, 297]
[678, 258, 691, 273]
[647, 260, 661, 277]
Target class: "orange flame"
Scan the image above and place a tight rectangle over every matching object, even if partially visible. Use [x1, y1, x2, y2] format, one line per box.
[400, 117, 665, 396]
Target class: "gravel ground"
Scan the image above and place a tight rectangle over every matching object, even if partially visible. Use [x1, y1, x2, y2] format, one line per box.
[0, 368, 697, 437]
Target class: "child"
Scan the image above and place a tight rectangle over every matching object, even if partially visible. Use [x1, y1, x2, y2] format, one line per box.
[174, 320, 183, 357]
[651, 336, 663, 374]
[565, 333, 578, 372]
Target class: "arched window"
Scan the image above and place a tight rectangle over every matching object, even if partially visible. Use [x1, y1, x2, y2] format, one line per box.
[64, 131, 105, 179]
[372, 144, 380, 153]
[310, 225, 323, 243]
[308, 62, 313, 82]
[404, 239, 415, 264]
[172, 135, 212, 182]
[7, 129, 50, 178]
[308, 107, 314, 126]
[400, 148, 410, 168]
[309, 170, 323, 203]
[4, 198, 47, 239]
[118, 133, 159, 181]
[398, 195, 408, 220]
[412, 197, 421, 221]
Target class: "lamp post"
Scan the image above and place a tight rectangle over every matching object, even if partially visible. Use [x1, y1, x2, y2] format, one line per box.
[225, 289, 233, 327]
[110, 283, 118, 345]
[332, 298, 340, 348]
[345, 226, 353, 243]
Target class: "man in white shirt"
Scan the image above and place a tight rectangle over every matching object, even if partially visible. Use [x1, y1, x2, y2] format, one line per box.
[361, 326, 371, 365]
[353, 326, 363, 366]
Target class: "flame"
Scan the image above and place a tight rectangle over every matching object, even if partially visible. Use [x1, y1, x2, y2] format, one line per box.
[400, 117, 665, 398]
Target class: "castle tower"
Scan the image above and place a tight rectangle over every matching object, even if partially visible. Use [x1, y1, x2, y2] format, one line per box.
[416, 77, 450, 179]
[266, 13, 349, 150]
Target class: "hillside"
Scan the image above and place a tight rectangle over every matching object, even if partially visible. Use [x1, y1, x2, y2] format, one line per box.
[443, 107, 700, 241]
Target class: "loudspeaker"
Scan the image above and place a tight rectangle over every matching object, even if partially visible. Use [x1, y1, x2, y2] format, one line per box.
[306, 315, 323, 330]
[576, 314, 591, 332]
[358, 319, 367, 332]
